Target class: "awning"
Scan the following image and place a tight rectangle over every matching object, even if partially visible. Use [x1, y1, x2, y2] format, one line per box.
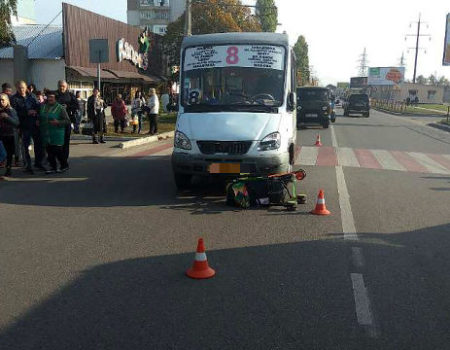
[66, 66, 117, 79]
[103, 69, 162, 83]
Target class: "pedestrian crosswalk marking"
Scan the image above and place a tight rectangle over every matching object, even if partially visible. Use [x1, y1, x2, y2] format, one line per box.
[294, 146, 450, 175]
[371, 150, 406, 172]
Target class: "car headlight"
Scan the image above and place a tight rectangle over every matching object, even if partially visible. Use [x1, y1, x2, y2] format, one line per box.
[322, 106, 328, 111]
[174, 131, 192, 150]
[297, 105, 302, 110]
[258, 132, 281, 151]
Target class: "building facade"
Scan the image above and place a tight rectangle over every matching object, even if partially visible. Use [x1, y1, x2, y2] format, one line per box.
[369, 83, 445, 104]
[127, 0, 186, 35]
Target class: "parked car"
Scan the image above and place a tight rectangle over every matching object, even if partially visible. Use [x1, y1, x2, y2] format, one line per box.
[344, 93, 370, 117]
[297, 87, 332, 129]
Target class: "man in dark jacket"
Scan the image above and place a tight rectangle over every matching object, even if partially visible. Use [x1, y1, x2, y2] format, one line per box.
[56, 80, 78, 170]
[10, 80, 43, 173]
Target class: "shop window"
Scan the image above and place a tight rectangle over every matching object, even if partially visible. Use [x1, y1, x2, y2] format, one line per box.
[427, 90, 436, 100]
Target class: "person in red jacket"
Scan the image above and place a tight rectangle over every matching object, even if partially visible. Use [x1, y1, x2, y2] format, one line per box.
[111, 94, 127, 133]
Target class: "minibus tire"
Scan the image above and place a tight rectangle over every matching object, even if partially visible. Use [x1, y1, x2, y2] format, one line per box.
[174, 172, 192, 189]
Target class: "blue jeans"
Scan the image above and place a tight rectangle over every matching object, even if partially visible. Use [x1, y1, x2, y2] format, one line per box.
[0, 140, 6, 163]
[74, 110, 82, 133]
[22, 127, 44, 169]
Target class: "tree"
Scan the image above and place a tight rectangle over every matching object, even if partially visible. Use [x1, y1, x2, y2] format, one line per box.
[163, 0, 261, 66]
[437, 76, 450, 87]
[293, 35, 310, 86]
[416, 75, 427, 85]
[428, 74, 437, 86]
[255, 0, 277, 32]
[0, 0, 17, 47]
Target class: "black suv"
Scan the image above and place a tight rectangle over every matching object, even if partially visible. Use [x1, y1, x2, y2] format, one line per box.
[344, 94, 370, 117]
[297, 87, 331, 129]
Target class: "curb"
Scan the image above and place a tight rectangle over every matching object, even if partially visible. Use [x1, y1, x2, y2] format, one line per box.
[119, 131, 175, 149]
[428, 123, 450, 133]
[373, 108, 444, 118]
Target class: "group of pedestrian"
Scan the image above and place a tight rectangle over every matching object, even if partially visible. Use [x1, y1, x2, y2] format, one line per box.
[115, 88, 160, 135]
[0, 81, 162, 177]
[0, 80, 76, 177]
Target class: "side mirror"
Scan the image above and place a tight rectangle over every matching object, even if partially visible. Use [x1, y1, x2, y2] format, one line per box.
[288, 92, 296, 111]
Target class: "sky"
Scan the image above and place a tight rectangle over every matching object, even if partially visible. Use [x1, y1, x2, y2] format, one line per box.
[36, 0, 450, 85]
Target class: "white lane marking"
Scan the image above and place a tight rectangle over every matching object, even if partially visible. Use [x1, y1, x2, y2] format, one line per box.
[351, 273, 375, 327]
[297, 146, 319, 166]
[408, 152, 450, 174]
[352, 247, 364, 269]
[336, 166, 358, 240]
[336, 147, 360, 168]
[371, 149, 406, 172]
[331, 124, 338, 147]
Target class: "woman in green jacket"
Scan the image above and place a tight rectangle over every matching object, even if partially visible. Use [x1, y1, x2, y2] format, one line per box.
[39, 91, 71, 174]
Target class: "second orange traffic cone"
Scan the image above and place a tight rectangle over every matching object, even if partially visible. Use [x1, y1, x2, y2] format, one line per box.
[314, 134, 322, 147]
[311, 189, 330, 215]
[186, 238, 216, 279]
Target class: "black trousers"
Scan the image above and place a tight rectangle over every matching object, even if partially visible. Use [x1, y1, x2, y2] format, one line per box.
[0, 135, 15, 168]
[114, 119, 126, 132]
[62, 124, 71, 166]
[149, 113, 158, 134]
[47, 145, 65, 170]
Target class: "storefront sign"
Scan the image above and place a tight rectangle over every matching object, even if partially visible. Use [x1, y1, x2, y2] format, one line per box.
[183, 45, 285, 71]
[117, 38, 147, 70]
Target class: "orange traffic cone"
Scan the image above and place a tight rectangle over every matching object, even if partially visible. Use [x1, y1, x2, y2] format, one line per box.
[314, 134, 322, 147]
[186, 238, 216, 279]
[311, 189, 330, 215]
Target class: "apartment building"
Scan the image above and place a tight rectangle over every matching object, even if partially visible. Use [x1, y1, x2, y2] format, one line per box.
[127, 0, 186, 35]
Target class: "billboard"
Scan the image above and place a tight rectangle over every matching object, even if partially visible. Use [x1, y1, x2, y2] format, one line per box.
[337, 82, 350, 89]
[350, 77, 367, 88]
[368, 67, 405, 85]
[444, 14, 450, 66]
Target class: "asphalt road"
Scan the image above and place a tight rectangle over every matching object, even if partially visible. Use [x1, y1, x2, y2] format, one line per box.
[0, 108, 449, 349]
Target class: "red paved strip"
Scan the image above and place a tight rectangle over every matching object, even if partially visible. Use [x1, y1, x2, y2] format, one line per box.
[427, 153, 450, 171]
[391, 151, 429, 173]
[316, 146, 337, 166]
[353, 149, 382, 169]
[127, 143, 173, 158]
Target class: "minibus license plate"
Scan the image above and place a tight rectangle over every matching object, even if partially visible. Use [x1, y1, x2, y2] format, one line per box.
[209, 163, 241, 174]
[305, 113, 317, 118]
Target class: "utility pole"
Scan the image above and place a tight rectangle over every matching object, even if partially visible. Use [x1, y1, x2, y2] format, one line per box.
[184, 0, 192, 36]
[412, 14, 421, 84]
[405, 13, 431, 84]
[357, 47, 369, 77]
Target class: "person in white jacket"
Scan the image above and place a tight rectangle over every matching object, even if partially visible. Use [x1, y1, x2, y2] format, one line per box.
[147, 88, 159, 135]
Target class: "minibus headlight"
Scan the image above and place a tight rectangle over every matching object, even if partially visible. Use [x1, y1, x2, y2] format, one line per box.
[174, 131, 192, 150]
[258, 132, 281, 151]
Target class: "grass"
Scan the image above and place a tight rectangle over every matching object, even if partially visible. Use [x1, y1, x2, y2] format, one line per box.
[440, 118, 450, 125]
[403, 106, 444, 115]
[106, 112, 177, 138]
[416, 104, 450, 112]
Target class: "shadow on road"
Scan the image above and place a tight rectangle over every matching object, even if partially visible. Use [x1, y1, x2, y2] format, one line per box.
[1, 223, 450, 349]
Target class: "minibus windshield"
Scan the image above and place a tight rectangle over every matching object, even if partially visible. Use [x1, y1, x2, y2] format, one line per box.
[181, 45, 286, 111]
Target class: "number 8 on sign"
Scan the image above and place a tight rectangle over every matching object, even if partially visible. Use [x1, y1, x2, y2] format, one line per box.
[226, 46, 239, 65]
